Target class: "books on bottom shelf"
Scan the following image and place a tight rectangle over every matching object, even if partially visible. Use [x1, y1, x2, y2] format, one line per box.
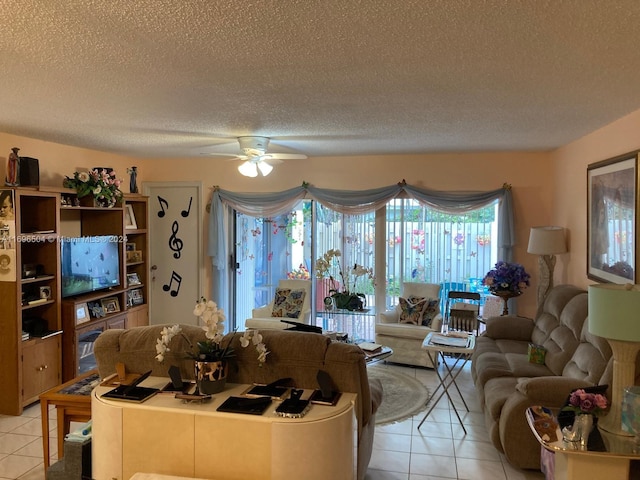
[429, 333, 470, 348]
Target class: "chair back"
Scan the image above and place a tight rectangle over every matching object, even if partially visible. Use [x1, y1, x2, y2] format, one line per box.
[445, 291, 481, 333]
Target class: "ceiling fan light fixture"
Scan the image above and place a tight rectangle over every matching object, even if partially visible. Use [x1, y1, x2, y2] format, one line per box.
[238, 161, 258, 177]
[257, 161, 273, 176]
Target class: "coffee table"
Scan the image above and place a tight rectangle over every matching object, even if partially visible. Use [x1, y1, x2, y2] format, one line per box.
[417, 332, 475, 434]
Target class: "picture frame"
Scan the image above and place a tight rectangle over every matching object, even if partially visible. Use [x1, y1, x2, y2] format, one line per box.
[101, 296, 120, 314]
[587, 151, 639, 283]
[39, 285, 51, 300]
[124, 204, 137, 229]
[126, 250, 143, 263]
[130, 288, 144, 305]
[126, 242, 136, 252]
[75, 302, 90, 325]
[127, 272, 141, 286]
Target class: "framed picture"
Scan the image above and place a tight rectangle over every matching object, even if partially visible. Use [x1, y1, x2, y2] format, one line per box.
[124, 204, 137, 229]
[127, 272, 141, 286]
[130, 288, 144, 305]
[126, 250, 143, 263]
[126, 242, 136, 252]
[587, 151, 639, 283]
[101, 296, 120, 314]
[75, 302, 90, 325]
[87, 301, 105, 318]
[39, 285, 51, 300]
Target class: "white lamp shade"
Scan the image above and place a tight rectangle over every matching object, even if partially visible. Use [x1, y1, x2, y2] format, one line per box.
[257, 161, 273, 176]
[588, 283, 640, 341]
[238, 161, 258, 177]
[527, 226, 567, 255]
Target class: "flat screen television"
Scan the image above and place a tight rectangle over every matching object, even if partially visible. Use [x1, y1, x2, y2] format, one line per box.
[61, 235, 121, 298]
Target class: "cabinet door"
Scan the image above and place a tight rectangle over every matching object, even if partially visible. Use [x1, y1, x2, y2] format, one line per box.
[127, 306, 148, 328]
[22, 336, 60, 403]
[107, 314, 127, 330]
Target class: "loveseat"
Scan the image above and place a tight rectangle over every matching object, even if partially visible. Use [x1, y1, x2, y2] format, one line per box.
[374, 282, 442, 368]
[94, 326, 382, 480]
[471, 285, 613, 469]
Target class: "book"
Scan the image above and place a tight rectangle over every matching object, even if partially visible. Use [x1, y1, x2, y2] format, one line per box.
[429, 333, 469, 348]
[358, 342, 382, 353]
[217, 396, 272, 415]
[101, 385, 159, 403]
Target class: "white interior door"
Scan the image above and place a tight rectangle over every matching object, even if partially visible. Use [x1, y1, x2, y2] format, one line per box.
[143, 182, 202, 326]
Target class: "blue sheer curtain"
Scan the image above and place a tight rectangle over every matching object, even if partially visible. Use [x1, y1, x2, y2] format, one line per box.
[208, 182, 514, 303]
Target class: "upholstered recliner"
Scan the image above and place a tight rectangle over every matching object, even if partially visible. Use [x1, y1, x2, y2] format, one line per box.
[245, 279, 312, 330]
[374, 282, 442, 368]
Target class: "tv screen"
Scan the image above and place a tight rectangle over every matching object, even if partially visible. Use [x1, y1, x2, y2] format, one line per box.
[61, 235, 121, 298]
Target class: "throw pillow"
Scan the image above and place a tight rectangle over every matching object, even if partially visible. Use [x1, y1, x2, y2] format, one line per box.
[271, 288, 306, 318]
[398, 297, 428, 325]
[420, 299, 439, 327]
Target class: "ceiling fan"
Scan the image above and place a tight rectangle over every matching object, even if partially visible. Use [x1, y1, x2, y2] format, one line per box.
[209, 136, 307, 177]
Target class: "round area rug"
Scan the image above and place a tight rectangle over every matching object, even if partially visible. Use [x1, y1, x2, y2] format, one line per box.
[367, 364, 430, 425]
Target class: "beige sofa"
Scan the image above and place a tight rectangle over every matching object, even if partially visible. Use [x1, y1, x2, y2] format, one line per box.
[374, 282, 442, 368]
[471, 285, 612, 469]
[94, 326, 382, 480]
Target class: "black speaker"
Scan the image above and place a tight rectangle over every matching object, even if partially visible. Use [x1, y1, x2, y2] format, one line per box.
[19, 157, 39, 186]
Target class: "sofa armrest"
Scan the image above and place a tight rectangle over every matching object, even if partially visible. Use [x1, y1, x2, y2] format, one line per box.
[515, 376, 596, 406]
[484, 315, 534, 341]
[252, 305, 272, 317]
[379, 308, 399, 324]
[430, 313, 443, 331]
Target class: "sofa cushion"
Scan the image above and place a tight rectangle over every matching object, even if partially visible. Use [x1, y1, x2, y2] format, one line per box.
[375, 322, 433, 340]
[271, 288, 306, 318]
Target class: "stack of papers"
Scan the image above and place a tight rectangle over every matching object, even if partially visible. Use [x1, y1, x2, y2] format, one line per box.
[429, 334, 470, 348]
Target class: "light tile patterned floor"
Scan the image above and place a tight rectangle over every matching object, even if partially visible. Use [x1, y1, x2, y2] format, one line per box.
[0, 361, 545, 479]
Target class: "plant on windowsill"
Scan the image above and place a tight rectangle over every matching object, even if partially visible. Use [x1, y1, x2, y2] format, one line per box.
[315, 249, 374, 311]
[62, 168, 123, 207]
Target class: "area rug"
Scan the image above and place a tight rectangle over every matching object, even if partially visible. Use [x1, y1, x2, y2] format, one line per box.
[367, 364, 430, 425]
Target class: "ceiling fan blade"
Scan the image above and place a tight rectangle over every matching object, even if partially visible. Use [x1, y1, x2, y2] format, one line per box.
[264, 153, 307, 160]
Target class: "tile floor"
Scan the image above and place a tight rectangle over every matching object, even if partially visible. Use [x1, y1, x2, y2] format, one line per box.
[0, 361, 545, 480]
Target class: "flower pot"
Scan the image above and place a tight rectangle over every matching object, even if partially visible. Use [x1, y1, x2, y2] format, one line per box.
[79, 195, 118, 208]
[332, 292, 365, 311]
[194, 360, 228, 394]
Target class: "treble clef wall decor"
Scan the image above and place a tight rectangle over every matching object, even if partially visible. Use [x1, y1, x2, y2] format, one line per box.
[168, 220, 184, 259]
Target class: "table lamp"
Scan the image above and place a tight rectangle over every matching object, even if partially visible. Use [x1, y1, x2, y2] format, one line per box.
[589, 283, 640, 436]
[527, 226, 567, 314]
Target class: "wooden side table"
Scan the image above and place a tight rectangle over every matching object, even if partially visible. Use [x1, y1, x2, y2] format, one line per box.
[39, 369, 99, 469]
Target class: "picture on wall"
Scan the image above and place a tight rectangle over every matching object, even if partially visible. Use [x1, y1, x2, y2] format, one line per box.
[587, 151, 639, 283]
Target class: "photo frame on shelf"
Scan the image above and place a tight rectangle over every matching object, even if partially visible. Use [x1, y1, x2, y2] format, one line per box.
[126, 242, 136, 252]
[124, 204, 137, 229]
[587, 151, 639, 283]
[39, 285, 51, 300]
[126, 250, 143, 263]
[75, 302, 90, 325]
[127, 272, 141, 286]
[101, 296, 120, 314]
[129, 288, 144, 306]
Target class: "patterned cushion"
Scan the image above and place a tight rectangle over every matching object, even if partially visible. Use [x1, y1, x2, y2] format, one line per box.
[271, 288, 306, 318]
[399, 297, 428, 324]
[399, 296, 439, 326]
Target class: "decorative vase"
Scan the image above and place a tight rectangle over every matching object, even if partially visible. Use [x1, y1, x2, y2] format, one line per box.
[332, 292, 365, 311]
[573, 413, 594, 448]
[194, 360, 228, 394]
[323, 296, 336, 312]
[491, 290, 522, 315]
[79, 195, 117, 208]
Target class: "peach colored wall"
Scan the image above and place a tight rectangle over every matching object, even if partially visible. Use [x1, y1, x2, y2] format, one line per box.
[552, 108, 640, 290]
[0, 132, 554, 318]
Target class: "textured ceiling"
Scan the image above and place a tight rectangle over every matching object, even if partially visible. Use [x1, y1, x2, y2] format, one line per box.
[2, 0, 640, 159]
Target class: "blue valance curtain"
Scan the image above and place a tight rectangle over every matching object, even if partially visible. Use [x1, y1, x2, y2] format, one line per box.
[208, 181, 514, 277]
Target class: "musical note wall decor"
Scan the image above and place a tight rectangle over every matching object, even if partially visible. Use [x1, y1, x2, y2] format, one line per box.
[181, 197, 193, 218]
[162, 271, 182, 297]
[157, 196, 169, 218]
